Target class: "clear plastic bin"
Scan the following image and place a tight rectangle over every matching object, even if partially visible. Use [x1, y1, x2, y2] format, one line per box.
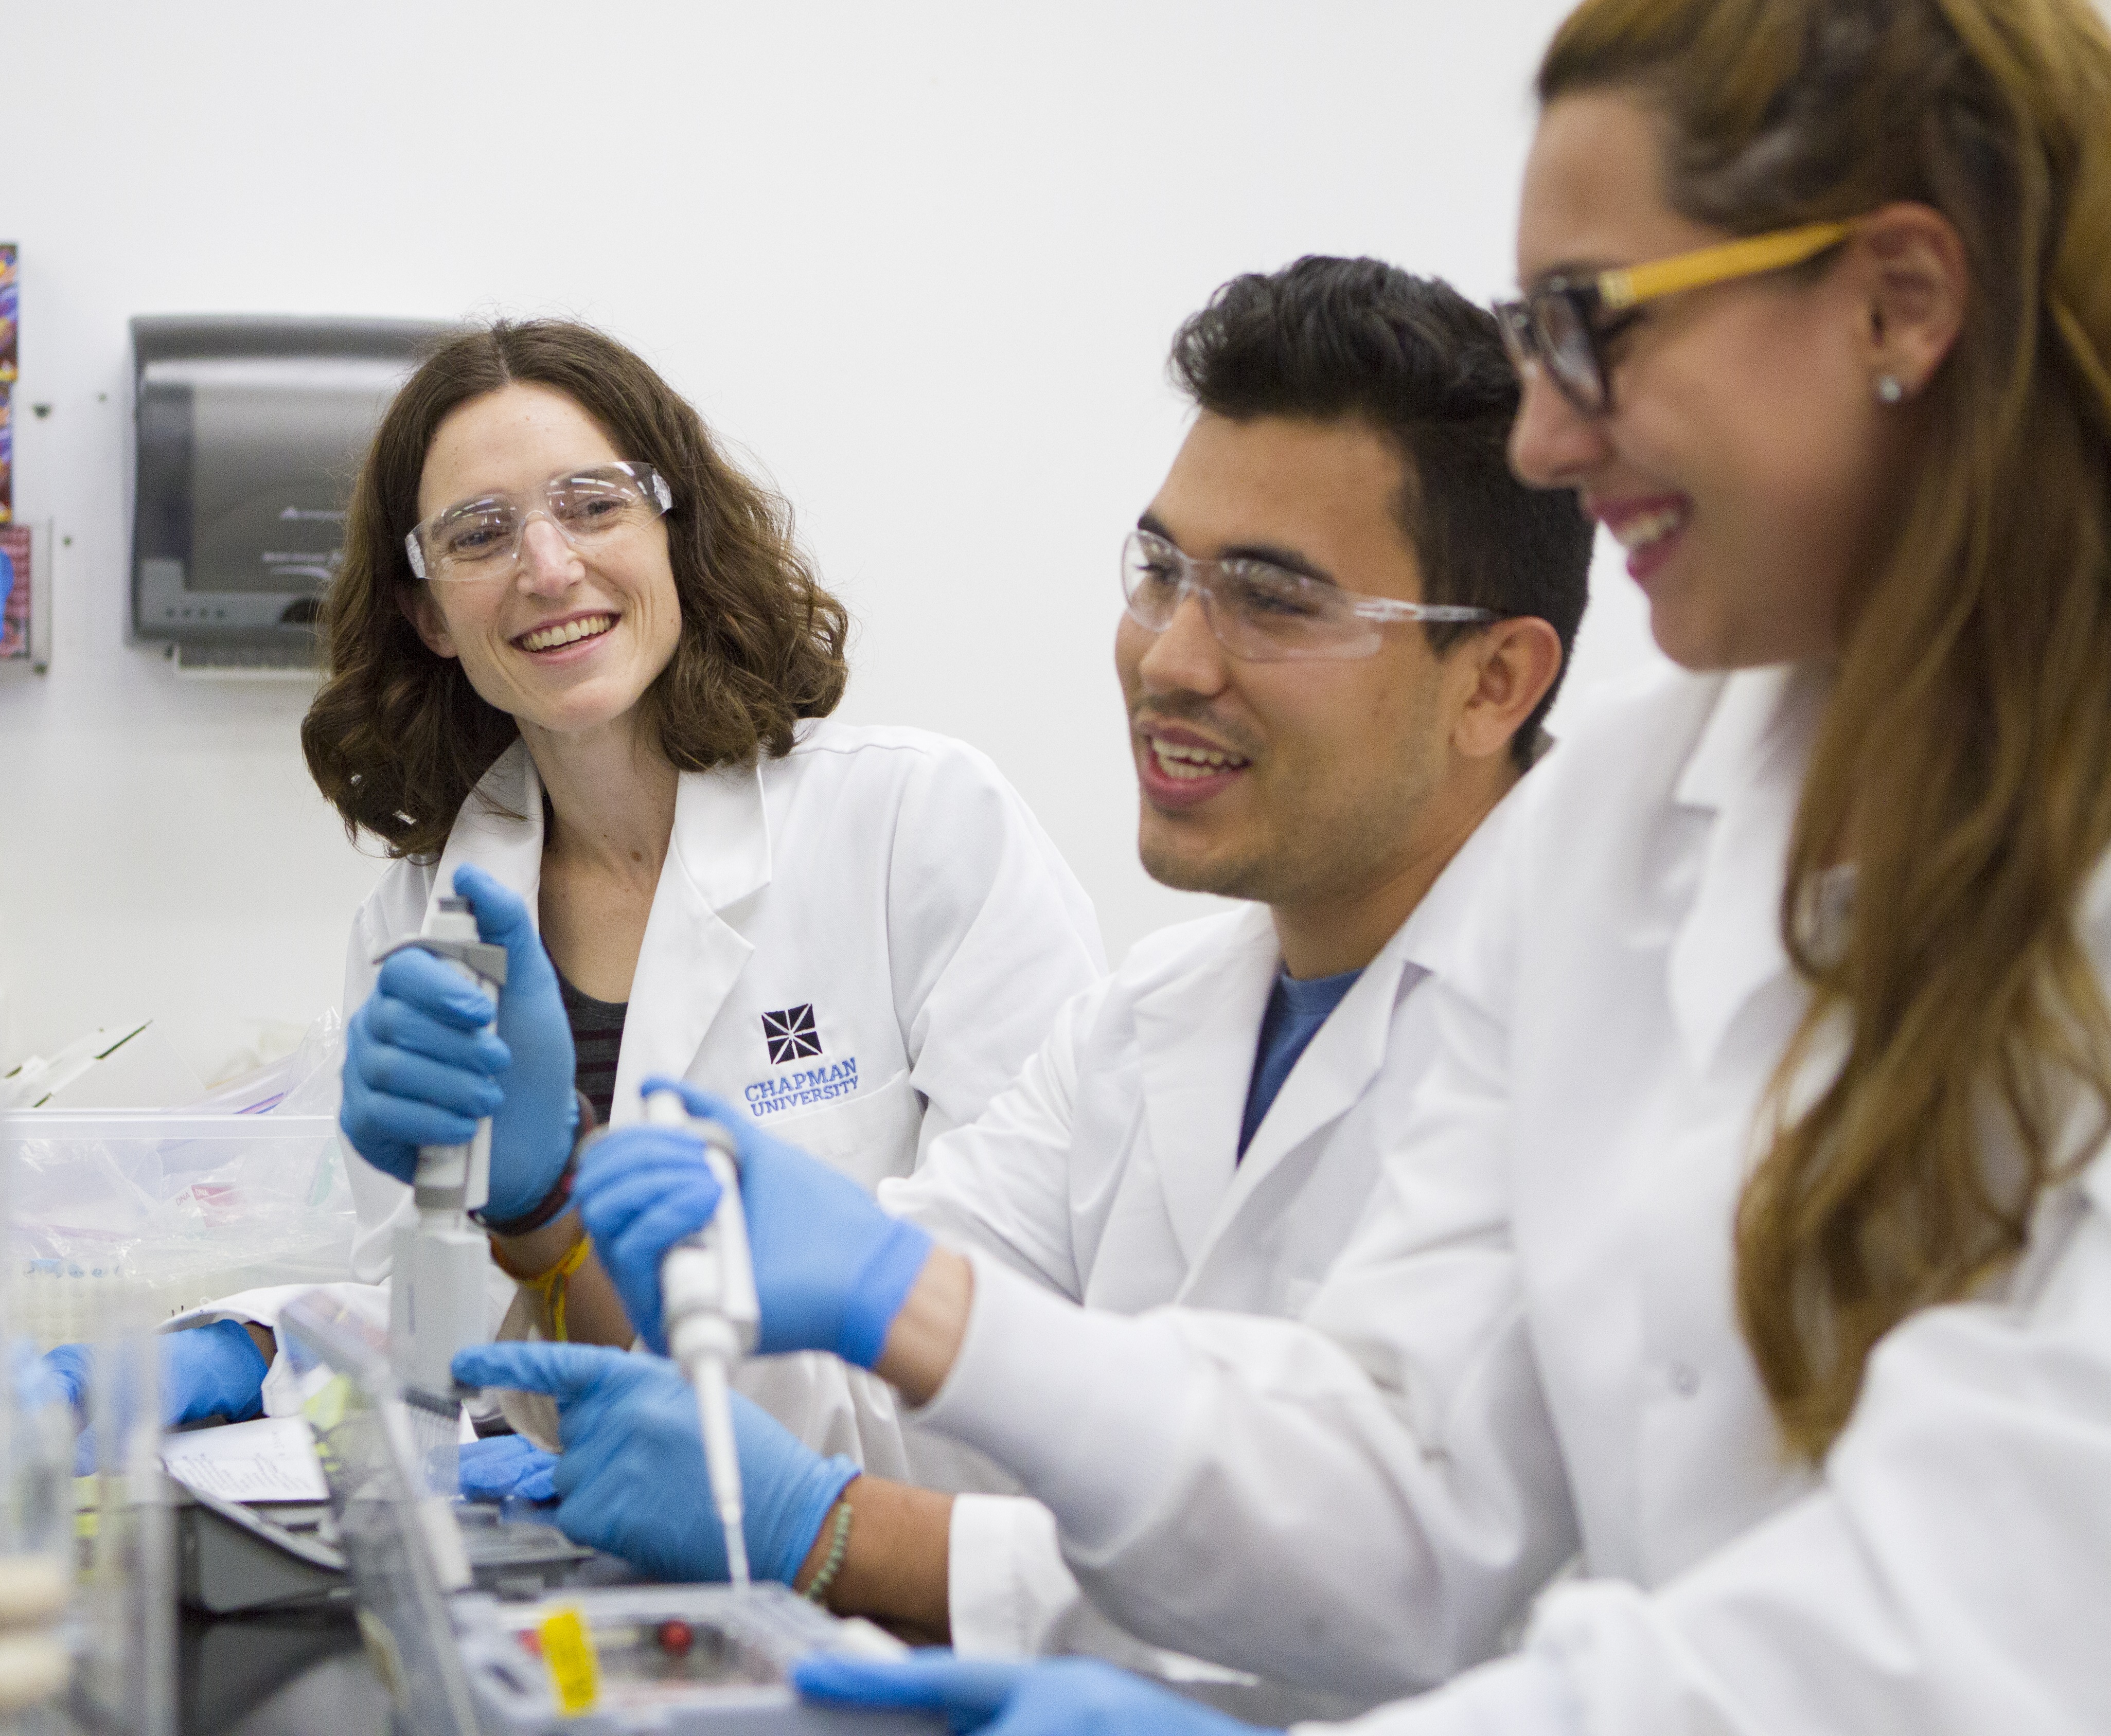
[2, 1118, 179, 1736]
[4, 1112, 354, 1348]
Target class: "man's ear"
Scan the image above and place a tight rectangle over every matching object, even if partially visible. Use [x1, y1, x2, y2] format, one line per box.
[399, 584, 458, 659]
[1448, 616, 1564, 763]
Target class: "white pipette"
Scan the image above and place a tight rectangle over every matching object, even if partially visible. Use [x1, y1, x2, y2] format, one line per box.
[642, 1086, 760, 1587]
[380, 897, 508, 1406]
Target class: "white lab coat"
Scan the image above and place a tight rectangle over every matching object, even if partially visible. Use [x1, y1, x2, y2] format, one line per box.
[220, 718, 1105, 1463]
[910, 664, 2111, 1734]
[879, 792, 1512, 1708]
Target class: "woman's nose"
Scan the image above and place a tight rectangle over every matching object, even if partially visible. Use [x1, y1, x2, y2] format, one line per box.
[516, 515, 583, 592]
[1508, 366, 1608, 490]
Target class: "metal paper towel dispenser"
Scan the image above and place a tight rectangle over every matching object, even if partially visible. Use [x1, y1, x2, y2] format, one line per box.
[130, 315, 452, 670]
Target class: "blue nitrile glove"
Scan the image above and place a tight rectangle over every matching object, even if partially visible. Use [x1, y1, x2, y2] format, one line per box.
[454, 1341, 857, 1584]
[162, 1320, 270, 1425]
[794, 1654, 1276, 1736]
[40, 1322, 267, 1426]
[340, 863, 577, 1222]
[575, 1076, 934, 1367]
[12, 1340, 61, 1412]
[40, 1320, 268, 1474]
[457, 1435, 558, 1504]
[37, 1346, 87, 1408]
[570, 1119, 725, 1357]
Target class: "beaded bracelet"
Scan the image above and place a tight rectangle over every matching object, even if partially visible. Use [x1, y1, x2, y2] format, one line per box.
[802, 1499, 854, 1606]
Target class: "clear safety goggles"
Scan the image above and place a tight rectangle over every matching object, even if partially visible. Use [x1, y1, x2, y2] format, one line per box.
[1120, 528, 1496, 663]
[405, 461, 674, 582]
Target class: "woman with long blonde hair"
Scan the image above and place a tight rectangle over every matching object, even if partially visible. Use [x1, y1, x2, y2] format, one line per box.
[629, 0, 2111, 1728]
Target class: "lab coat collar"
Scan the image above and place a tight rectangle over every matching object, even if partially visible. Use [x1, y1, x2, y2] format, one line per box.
[1179, 934, 1423, 1290]
[1131, 905, 1283, 1266]
[1672, 667, 1787, 815]
[427, 740, 774, 920]
[610, 757, 772, 1119]
[1180, 789, 1518, 1285]
[1385, 774, 1522, 987]
[426, 741, 774, 1124]
[1667, 665, 1826, 1075]
[665, 756, 773, 912]
[428, 741, 547, 925]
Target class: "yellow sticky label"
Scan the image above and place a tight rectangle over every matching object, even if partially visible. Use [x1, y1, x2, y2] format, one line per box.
[302, 1372, 354, 1436]
[539, 1606, 599, 1716]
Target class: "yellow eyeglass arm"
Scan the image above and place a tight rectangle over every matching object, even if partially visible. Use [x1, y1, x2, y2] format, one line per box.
[1598, 221, 1855, 311]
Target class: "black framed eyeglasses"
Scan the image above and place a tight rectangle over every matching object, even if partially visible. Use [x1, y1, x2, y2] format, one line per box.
[1494, 220, 1854, 415]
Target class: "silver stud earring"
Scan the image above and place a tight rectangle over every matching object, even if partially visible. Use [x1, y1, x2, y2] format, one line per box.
[1875, 373, 1905, 405]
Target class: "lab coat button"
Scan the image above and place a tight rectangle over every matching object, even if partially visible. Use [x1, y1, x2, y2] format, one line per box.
[1668, 1361, 1701, 1398]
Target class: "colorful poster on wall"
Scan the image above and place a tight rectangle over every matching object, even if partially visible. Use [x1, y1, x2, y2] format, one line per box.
[0, 242, 16, 387]
[0, 525, 27, 659]
[1, 242, 24, 658]
[0, 242, 14, 531]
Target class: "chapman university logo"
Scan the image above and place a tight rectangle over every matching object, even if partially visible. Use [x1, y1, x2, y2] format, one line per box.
[761, 1005, 822, 1065]
[747, 1004, 859, 1117]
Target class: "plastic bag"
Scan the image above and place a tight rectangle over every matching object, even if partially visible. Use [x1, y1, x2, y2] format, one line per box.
[5, 1014, 356, 1346]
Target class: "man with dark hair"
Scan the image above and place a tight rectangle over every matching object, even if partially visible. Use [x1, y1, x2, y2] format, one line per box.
[468, 257, 1591, 1711]
[1166, 255, 1587, 773]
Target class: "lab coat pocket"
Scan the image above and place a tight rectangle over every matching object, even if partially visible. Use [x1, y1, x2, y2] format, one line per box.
[759, 1067, 921, 1194]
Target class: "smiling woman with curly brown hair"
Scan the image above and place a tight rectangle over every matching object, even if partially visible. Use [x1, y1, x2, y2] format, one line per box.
[214, 320, 1103, 1459]
[303, 321, 851, 862]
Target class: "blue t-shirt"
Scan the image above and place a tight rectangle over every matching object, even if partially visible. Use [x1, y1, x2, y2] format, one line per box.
[1237, 965, 1362, 1158]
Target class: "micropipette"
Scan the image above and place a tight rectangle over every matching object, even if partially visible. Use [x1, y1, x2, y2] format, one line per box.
[378, 896, 509, 1405]
[640, 1086, 759, 1587]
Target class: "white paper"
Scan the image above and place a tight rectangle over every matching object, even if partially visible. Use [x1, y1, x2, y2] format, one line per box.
[163, 1415, 328, 1504]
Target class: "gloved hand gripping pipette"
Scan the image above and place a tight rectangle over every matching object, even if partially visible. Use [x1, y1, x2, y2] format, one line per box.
[376, 896, 509, 1404]
[584, 1085, 761, 1585]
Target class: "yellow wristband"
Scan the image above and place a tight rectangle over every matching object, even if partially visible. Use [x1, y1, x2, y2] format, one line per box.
[491, 1230, 594, 1343]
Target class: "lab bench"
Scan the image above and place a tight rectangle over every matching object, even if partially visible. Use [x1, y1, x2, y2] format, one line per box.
[180, 1607, 390, 1736]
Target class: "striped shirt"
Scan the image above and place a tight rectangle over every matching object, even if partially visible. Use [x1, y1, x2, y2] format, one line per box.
[558, 970, 628, 1129]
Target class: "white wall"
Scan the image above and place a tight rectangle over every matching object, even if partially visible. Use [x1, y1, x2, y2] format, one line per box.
[0, 1, 1662, 1082]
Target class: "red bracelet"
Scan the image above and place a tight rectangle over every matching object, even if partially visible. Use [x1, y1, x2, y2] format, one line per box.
[473, 1090, 595, 1237]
